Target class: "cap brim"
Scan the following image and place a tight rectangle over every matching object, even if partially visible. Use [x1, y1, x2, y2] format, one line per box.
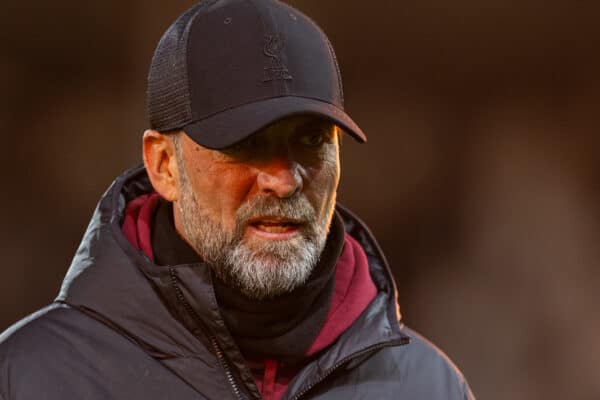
[182, 96, 366, 149]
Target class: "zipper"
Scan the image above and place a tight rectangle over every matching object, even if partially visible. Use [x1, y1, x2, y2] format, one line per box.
[168, 267, 248, 400]
[210, 335, 248, 400]
[289, 338, 409, 400]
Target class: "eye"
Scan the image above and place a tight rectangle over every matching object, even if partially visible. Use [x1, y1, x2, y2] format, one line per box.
[298, 132, 326, 147]
[296, 125, 337, 148]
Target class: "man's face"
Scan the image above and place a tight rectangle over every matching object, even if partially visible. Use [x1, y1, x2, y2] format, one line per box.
[172, 116, 340, 299]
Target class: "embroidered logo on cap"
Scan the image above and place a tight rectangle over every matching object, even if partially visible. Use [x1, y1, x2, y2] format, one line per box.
[263, 34, 293, 82]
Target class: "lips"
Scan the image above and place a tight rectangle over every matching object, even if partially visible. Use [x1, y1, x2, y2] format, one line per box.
[247, 217, 303, 238]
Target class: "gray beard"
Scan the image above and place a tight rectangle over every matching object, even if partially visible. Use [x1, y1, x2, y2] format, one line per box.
[176, 168, 334, 300]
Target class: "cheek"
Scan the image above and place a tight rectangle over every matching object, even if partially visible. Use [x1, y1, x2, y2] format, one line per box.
[186, 161, 256, 225]
[304, 149, 340, 214]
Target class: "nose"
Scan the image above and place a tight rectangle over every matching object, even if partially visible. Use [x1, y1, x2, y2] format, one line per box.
[256, 157, 303, 198]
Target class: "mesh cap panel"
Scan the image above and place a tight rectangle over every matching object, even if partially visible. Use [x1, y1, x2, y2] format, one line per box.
[147, 1, 219, 131]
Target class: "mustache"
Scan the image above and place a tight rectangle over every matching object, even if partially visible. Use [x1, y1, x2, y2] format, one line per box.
[235, 195, 317, 227]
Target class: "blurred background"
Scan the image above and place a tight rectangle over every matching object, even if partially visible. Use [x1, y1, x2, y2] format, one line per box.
[2, 0, 599, 398]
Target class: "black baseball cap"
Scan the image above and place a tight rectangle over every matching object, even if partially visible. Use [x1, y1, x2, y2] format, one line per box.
[147, 0, 366, 149]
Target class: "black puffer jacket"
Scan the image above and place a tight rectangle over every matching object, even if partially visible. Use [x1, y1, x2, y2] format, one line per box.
[0, 166, 475, 399]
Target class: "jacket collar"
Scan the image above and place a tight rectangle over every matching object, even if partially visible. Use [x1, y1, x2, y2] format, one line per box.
[56, 165, 409, 397]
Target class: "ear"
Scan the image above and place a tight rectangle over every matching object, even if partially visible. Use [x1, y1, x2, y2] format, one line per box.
[142, 130, 180, 202]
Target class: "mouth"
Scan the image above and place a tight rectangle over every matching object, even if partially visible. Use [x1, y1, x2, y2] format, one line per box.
[247, 217, 303, 239]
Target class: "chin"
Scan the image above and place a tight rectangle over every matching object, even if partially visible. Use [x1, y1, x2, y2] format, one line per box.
[222, 240, 319, 299]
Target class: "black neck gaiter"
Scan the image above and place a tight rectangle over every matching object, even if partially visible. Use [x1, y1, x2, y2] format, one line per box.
[151, 200, 345, 362]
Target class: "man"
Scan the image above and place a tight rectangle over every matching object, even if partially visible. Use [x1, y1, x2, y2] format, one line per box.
[0, 0, 475, 398]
